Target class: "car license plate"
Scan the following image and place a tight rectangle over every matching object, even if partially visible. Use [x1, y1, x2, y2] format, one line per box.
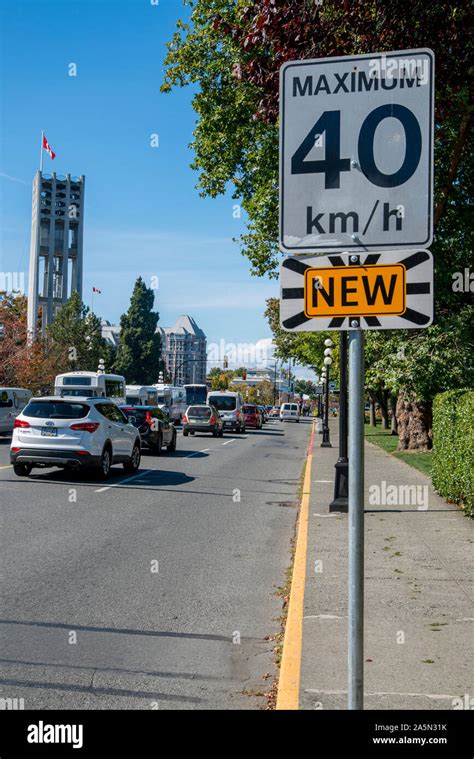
[41, 427, 58, 437]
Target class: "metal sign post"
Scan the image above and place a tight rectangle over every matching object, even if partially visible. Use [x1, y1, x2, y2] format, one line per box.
[278, 48, 435, 712]
[348, 328, 365, 709]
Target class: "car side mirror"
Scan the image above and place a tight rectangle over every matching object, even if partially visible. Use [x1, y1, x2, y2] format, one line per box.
[129, 416, 136, 424]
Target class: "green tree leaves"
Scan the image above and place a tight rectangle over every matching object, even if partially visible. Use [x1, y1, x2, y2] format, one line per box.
[115, 277, 163, 384]
[48, 291, 112, 373]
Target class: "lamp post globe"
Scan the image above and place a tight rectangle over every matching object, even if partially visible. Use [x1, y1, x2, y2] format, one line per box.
[321, 354, 332, 448]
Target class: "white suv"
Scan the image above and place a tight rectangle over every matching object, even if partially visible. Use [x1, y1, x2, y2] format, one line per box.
[280, 402, 300, 422]
[10, 397, 141, 480]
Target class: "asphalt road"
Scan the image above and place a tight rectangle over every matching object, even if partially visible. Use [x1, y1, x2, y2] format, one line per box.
[0, 418, 312, 709]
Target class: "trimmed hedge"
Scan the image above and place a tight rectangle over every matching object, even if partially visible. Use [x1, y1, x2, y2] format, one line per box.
[432, 389, 474, 516]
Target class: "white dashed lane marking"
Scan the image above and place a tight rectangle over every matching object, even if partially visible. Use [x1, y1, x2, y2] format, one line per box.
[94, 469, 153, 494]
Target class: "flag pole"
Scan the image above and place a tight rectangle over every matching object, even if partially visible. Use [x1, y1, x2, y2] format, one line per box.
[40, 130, 44, 173]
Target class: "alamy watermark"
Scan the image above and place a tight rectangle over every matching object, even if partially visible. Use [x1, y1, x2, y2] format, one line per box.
[368, 55, 429, 85]
[452, 268, 473, 292]
[207, 339, 272, 365]
[369, 481, 429, 510]
[0, 697, 25, 709]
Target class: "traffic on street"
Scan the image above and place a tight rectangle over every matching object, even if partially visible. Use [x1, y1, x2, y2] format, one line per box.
[0, 0, 471, 753]
[1, 412, 312, 709]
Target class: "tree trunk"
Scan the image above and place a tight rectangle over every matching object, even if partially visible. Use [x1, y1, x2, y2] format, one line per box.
[396, 395, 433, 451]
[390, 394, 398, 435]
[369, 394, 377, 426]
[380, 389, 389, 429]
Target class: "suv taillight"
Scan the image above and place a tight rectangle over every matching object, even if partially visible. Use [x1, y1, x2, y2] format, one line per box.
[14, 419, 30, 429]
[210, 415, 216, 424]
[183, 414, 188, 423]
[145, 412, 152, 424]
[70, 422, 100, 433]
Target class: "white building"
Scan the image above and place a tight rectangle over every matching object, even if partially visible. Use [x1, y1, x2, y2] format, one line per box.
[156, 315, 207, 386]
[101, 320, 120, 348]
[230, 367, 291, 394]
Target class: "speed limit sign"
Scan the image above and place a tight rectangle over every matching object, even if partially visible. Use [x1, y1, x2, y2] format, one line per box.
[279, 49, 434, 252]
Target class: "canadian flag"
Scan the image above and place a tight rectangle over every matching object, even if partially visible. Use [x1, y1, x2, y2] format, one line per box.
[92, 287, 101, 294]
[43, 134, 55, 160]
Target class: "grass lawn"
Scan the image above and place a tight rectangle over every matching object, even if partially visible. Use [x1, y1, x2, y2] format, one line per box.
[364, 423, 433, 477]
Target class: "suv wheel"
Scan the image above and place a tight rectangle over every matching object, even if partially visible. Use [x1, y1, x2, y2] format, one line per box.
[97, 446, 112, 480]
[152, 431, 162, 455]
[167, 430, 177, 452]
[124, 442, 141, 473]
[13, 463, 32, 477]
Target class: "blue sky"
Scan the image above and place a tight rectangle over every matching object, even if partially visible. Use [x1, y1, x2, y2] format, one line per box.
[0, 0, 306, 371]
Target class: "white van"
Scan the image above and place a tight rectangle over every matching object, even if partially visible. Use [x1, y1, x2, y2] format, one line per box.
[0, 388, 32, 434]
[125, 385, 158, 406]
[280, 402, 300, 422]
[153, 384, 187, 423]
[206, 390, 245, 433]
[54, 372, 126, 405]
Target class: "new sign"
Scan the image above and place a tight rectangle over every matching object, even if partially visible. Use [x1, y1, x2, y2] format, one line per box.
[280, 250, 433, 331]
[279, 49, 434, 252]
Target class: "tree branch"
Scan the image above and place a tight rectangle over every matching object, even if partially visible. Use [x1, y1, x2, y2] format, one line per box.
[434, 110, 472, 228]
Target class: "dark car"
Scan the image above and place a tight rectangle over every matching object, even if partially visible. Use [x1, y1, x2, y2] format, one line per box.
[182, 404, 224, 437]
[120, 405, 176, 454]
[242, 404, 263, 429]
[258, 405, 268, 423]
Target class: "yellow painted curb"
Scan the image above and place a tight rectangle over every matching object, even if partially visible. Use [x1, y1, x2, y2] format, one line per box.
[276, 420, 314, 710]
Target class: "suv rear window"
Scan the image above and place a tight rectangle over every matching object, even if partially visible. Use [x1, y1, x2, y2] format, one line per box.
[188, 406, 211, 418]
[23, 401, 90, 419]
[208, 396, 236, 411]
[122, 408, 148, 423]
[243, 405, 257, 413]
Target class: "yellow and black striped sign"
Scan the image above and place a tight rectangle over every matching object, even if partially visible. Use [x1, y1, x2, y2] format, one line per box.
[280, 250, 433, 331]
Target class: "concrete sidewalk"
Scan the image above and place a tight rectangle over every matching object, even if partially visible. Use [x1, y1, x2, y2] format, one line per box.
[299, 420, 473, 710]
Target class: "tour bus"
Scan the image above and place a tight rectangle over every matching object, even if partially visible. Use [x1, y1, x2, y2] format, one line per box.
[125, 385, 158, 406]
[152, 384, 187, 423]
[0, 388, 32, 434]
[54, 372, 126, 405]
[184, 383, 208, 406]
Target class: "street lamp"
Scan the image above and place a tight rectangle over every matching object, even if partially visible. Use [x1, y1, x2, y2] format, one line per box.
[317, 368, 325, 417]
[321, 343, 333, 447]
[330, 331, 349, 513]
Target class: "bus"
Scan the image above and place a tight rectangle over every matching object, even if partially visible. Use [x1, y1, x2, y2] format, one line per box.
[125, 385, 158, 406]
[54, 372, 126, 405]
[184, 384, 208, 406]
[152, 384, 187, 423]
